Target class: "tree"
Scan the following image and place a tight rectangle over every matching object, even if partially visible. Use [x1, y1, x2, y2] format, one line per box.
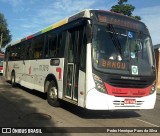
[110, 0, 141, 20]
[0, 12, 12, 48]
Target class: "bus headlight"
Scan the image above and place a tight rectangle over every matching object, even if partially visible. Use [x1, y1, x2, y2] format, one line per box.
[93, 74, 107, 93]
[150, 82, 156, 94]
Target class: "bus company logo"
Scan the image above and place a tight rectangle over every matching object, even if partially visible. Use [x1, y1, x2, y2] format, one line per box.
[121, 76, 140, 80]
[2, 128, 11, 133]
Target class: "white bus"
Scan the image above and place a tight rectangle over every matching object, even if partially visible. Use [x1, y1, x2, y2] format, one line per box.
[3, 9, 156, 110]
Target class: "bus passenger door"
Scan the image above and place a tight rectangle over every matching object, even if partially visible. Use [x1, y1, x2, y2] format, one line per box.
[64, 24, 86, 102]
[64, 30, 79, 101]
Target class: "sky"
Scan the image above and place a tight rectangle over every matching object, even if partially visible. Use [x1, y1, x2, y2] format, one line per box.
[0, 0, 160, 45]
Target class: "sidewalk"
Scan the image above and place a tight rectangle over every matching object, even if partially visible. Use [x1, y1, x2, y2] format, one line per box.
[157, 88, 160, 95]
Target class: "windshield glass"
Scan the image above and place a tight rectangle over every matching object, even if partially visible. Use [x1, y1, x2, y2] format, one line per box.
[92, 24, 154, 76]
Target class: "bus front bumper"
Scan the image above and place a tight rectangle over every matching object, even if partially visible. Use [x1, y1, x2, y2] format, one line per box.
[0, 70, 3, 74]
[85, 88, 156, 110]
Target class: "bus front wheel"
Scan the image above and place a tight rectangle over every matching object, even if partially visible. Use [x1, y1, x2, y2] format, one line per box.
[47, 81, 60, 107]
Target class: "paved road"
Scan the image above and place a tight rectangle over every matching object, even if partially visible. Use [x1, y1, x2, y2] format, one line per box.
[0, 76, 160, 136]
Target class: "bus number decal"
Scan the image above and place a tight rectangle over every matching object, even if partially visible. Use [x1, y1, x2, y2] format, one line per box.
[39, 65, 49, 71]
[56, 67, 62, 80]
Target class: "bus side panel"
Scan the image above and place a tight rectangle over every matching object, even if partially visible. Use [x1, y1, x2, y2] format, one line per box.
[28, 58, 64, 96]
[56, 58, 64, 99]
[41, 58, 64, 97]
[5, 58, 65, 96]
[7, 61, 14, 81]
[86, 43, 95, 92]
[78, 70, 86, 107]
[15, 60, 25, 85]
[30, 59, 45, 92]
[6, 61, 21, 83]
[21, 60, 34, 89]
[85, 43, 96, 108]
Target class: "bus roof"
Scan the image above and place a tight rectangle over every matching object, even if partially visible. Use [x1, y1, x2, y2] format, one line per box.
[8, 9, 91, 47]
[8, 9, 145, 47]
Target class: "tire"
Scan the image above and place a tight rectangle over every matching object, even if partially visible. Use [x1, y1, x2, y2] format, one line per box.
[11, 72, 16, 87]
[47, 81, 60, 107]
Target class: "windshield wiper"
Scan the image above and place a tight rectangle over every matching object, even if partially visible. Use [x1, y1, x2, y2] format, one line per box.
[107, 24, 122, 56]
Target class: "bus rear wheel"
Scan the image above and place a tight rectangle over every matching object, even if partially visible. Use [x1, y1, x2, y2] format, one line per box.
[47, 81, 60, 107]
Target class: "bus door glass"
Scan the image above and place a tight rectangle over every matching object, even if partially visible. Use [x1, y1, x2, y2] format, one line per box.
[64, 24, 86, 101]
[65, 29, 78, 100]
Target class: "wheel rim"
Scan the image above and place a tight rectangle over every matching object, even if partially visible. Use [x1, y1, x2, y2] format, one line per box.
[49, 87, 57, 100]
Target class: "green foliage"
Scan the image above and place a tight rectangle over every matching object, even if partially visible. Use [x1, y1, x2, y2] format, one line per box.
[111, 4, 135, 16]
[132, 16, 141, 20]
[110, 0, 141, 20]
[0, 12, 12, 47]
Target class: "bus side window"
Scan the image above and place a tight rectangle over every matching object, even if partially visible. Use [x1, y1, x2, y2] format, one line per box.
[68, 28, 76, 63]
[25, 40, 33, 60]
[44, 35, 49, 58]
[49, 35, 57, 57]
[9, 46, 16, 61]
[46, 32, 62, 58]
[68, 24, 86, 69]
[20, 43, 26, 60]
[56, 33, 62, 57]
[16, 44, 21, 60]
[79, 26, 86, 71]
[32, 35, 45, 59]
[4, 49, 8, 61]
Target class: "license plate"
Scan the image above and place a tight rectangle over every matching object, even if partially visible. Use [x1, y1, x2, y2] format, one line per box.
[124, 99, 136, 104]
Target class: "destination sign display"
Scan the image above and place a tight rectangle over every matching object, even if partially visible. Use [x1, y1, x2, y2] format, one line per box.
[98, 59, 128, 70]
[98, 14, 141, 30]
[94, 11, 145, 30]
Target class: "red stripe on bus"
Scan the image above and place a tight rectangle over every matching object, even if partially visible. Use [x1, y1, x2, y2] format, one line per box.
[104, 82, 151, 97]
[0, 66, 3, 70]
[27, 35, 33, 40]
[56, 67, 62, 80]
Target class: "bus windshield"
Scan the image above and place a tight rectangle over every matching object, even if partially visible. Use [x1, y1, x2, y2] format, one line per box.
[92, 24, 154, 76]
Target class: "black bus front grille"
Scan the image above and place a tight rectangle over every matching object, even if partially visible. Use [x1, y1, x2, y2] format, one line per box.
[108, 78, 150, 88]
